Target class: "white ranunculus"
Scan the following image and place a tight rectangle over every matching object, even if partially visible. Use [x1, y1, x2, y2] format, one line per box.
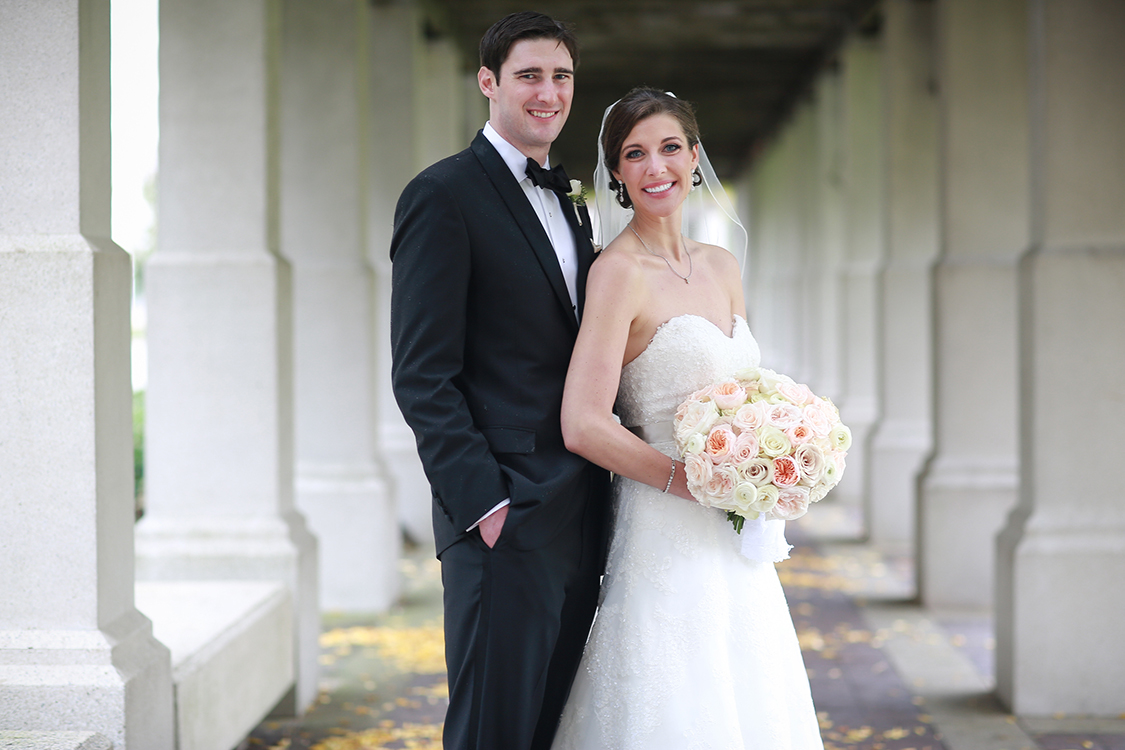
[733, 482, 760, 516]
[683, 432, 706, 455]
[829, 423, 852, 452]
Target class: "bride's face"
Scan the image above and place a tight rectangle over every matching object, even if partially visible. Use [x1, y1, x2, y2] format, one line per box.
[613, 112, 700, 219]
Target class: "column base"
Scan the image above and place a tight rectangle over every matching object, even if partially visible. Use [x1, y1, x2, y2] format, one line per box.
[997, 525, 1125, 715]
[869, 418, 930, 553]
[0, 609, 173, 749]
[919, 457, 1017, 607]
[296, 461, 399, 611]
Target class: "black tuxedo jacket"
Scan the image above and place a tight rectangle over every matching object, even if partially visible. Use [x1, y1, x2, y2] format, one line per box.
[390, 132, 608, 557]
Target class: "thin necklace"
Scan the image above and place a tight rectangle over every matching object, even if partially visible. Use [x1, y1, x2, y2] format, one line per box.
[628, 223, 693, 284]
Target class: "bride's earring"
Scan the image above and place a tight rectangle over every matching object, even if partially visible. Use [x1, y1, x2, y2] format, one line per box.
[691, 167, 702, 192]
[613, 178, 632, 210]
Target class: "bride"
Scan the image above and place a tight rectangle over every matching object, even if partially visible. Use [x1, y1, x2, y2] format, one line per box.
[551, 88, 824, 749]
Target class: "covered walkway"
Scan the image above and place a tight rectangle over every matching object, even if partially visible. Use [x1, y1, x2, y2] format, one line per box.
[239, 513, 1125, 750]
[2, 0, 1124, 747]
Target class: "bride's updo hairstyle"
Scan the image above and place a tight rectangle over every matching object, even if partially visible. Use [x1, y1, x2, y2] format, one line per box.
[601, 88, 701, 210]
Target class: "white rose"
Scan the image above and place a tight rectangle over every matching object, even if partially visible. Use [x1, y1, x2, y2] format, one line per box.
[757, 367, 792, 395]
[675, 398, 720, 446]
[750, 483, 779, 514]
[732, 366, 762, 383]
[757, 425, 792, 458]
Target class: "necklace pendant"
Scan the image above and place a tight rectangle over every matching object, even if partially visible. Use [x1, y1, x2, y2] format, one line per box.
[684, 277, 689, 284]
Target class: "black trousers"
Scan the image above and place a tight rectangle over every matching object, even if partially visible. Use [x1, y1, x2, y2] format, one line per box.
[439, 488, 602, 750]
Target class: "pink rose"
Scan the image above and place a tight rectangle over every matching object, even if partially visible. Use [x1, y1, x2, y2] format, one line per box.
[738, 457, 774, 486]
[768, 403, 804, 430]
[773, 486, 811, 520]
[711, 379, 748, 412]
[685, 451, 713, 486]
[704, 425, 737, 463]
[794, 442, 827, 485]
[772, 455, 801, 487]
[776, 381, 815, 406]
[730, 431, 759, 464]
[786, 423, 814, 446]
[732, 403, 765, 433]
[802, 401, 834, 438]
[703, 465, 738, 508]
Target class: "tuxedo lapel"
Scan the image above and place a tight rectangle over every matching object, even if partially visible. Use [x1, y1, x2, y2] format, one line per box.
[471, 133, 578, 332]
[561, 196, 597, 318]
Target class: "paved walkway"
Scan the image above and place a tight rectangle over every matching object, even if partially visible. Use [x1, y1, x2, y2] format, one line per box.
[238, 508, 1125, 750]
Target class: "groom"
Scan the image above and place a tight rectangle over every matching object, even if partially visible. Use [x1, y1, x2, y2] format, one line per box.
[390, 11, 610, 750]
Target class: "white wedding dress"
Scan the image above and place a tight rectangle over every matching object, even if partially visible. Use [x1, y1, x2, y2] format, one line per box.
[552, 314, 824, 750]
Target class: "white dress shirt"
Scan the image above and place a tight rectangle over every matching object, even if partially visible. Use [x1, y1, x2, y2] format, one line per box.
[470, 123, 580, 531]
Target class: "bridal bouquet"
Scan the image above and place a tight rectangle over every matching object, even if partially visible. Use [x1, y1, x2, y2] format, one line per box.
[673, 367, 850, 532]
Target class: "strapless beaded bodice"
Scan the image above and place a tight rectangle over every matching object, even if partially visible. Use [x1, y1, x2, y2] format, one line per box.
[617, 314, 760, 435]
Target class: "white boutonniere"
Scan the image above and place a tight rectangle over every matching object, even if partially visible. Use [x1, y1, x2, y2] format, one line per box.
[567, 179, 587, 206]
[567, 179, 588, 227]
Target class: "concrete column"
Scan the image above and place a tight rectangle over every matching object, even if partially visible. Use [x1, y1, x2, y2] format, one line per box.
[996, 0, 1125, 715]
[747, 103, 813, 376]
[138, 0, 319, 712]
[281, 0, 398, 612]
[0, 1, 174, 746]
[919, 0, 1028, 608]
[414, 36, 467, 174]
[835, 37, 886, 527]
[368, 3, 432, 544]
[808, 71, 846, 404]
[868, 0, 939, 552]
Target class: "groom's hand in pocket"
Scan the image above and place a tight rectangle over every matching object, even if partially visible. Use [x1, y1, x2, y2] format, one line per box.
[479, 504, 509, 549]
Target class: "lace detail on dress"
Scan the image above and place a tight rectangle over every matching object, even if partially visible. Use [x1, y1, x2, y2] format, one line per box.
[552, 314, 823, 750]
[617, 314, 760, 435]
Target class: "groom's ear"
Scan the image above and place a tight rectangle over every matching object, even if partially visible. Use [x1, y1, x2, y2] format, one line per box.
[478, 66, 497, 100]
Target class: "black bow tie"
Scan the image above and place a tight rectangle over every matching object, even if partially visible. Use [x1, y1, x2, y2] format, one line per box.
[526, 157, 571, 196]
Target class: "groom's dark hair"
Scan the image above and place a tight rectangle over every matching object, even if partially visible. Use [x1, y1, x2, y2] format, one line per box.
[479, 11, 579, 76]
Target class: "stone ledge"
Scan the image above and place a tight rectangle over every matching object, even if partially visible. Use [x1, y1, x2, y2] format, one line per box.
[0, 732, 111, 750]
[135, 581, 293, 750]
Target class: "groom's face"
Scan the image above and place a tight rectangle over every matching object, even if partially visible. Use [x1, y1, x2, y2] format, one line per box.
[479, 37, 574, 161]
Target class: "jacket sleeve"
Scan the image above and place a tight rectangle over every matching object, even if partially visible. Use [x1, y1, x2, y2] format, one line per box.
[389, 170, 508, 532]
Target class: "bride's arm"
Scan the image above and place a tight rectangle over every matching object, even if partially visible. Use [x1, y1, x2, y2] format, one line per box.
[562, 252, 693, 501]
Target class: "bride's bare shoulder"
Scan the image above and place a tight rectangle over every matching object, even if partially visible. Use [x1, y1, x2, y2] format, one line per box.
[689, 239, 737, 262]
[589, 237, 647, 280]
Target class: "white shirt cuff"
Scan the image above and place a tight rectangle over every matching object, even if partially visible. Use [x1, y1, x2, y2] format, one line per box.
[467, 498, 510, 532]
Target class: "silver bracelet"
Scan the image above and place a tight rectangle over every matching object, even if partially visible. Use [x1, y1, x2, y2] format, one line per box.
[664, 458, 676, 493]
